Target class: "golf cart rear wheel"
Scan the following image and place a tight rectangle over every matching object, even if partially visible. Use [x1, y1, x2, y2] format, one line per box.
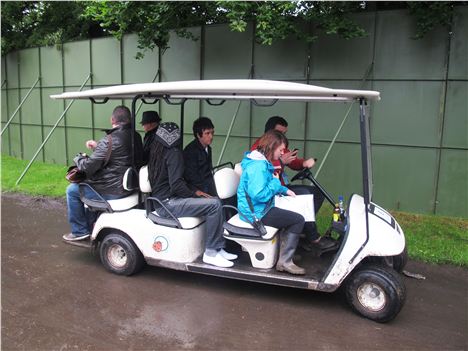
[99, 233, 145, 276]
[345, 264, 406, 323]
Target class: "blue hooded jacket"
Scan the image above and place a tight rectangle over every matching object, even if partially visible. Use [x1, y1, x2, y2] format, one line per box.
[237, 150, 289, 223]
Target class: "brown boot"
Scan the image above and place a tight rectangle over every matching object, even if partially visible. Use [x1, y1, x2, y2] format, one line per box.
[276, 260, 306, 275]
[276, 233, 306, 275]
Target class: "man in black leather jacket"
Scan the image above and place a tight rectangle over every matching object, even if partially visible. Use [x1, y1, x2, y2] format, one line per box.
[63, 105, 143, 241]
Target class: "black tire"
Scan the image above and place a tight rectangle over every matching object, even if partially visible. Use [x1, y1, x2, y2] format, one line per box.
[366, 246, 408, 274]
[99, 233, 145, 276]
[345, 264, 406, 323]
[391, 246, 408, 273]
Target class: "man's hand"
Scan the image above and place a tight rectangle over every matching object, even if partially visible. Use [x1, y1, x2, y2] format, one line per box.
[86, 140, 97, 150]
[280, 149, 298, 165]
[195, 190, 212, 198]
[302, 157, 316, 168]
[286, 189, 296, 197]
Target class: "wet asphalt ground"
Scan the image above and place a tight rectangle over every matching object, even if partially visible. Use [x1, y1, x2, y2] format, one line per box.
[1, 193, 467, 350]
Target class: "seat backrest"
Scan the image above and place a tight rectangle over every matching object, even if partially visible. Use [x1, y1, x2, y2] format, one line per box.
[234, 163, 243, 177]
[214, 167, 240, 200]
[123, 167, 139, 191]
[139, 165, 152, 193]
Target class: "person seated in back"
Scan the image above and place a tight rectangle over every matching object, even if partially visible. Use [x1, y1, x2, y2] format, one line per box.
[251, 115, 334, 251]
[63, 105, 143, 241]
[147, 122, 237, 268]
[183, 117, 217, 197]
[140, 110, 161, 164]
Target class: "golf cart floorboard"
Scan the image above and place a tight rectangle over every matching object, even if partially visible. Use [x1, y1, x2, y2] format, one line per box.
[185, 247, 338, 290]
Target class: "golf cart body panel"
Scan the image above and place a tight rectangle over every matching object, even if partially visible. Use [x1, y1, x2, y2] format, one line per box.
[322, 194, 406, 286]
[93, 209, 206, 264]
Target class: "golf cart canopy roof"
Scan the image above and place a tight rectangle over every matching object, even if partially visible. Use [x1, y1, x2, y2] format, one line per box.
[50, 79, 380, 102]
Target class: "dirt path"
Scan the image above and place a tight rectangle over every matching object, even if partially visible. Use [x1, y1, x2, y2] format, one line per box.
[1, 193, 467, 350]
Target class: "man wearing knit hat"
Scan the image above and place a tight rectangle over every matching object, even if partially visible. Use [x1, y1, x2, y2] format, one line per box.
[140, 110, 161, 163]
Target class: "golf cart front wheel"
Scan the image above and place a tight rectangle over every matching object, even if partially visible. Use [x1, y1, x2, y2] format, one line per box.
[345, 264, 406, 323]
[99, 233, 145, 276]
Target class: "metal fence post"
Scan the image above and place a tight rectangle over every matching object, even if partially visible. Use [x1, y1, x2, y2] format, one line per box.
[1, 76, 40, 136]
[314, 63, 374, 179]
[15, 74, 91, 185]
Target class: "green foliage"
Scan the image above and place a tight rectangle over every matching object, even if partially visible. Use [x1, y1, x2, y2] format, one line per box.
[83, 1, 223, 58]
[407, 1, 455, 39]
[1, 1, 103, 55]
[1, 2, 464, 58]
[218, 1, 367, 45]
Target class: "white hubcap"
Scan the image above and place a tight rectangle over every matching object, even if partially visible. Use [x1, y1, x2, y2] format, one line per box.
[357, 282, 386, 312]
[107, 244, 127, 268]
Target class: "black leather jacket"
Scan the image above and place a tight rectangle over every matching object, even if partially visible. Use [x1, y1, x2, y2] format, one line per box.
[183, 139, 217, 196]
[75, 123, 143, 196]
[150, 147, 196, 200]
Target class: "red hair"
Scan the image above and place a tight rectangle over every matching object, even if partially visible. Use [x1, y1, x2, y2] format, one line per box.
[256, 130, 288, 162]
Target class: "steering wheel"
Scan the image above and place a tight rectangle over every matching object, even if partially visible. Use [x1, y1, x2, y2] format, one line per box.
[290, 167, 313, 183]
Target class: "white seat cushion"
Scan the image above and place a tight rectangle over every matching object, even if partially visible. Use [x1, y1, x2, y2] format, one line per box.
[234, 163, 243, 177]
[150, 211, 204, 229]
[226, 214, 278, 240]
[214, 167, 240, 199]
[107, 193, 139, 211]
[139, 165, 152, 193]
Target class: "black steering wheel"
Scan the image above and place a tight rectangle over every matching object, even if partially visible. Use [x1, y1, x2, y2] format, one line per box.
[290, 167, 313, 183]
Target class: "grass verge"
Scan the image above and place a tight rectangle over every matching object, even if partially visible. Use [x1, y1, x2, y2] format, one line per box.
[1, 155, 68, 197]
[2, 154, 467, 267]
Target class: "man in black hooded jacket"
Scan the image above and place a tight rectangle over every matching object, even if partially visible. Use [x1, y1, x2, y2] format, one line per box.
[148, 122, 237, 268]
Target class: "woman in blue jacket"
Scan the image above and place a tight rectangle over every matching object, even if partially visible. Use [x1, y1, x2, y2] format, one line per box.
[237, 130, 306, 275]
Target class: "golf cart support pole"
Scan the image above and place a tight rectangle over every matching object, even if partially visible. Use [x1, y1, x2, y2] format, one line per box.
[131, 94, 144, 168]
[349, 97, 372, 264]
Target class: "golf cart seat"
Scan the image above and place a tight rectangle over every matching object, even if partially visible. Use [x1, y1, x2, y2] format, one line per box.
[79, 168, 140, 213]
[233, 162, 243, 177]
[214, 166, 280, 269]
[224, 214, 279, 269]
[139, 165, 204, 229]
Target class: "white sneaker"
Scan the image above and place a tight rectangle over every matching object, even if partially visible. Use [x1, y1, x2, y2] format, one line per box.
[203, 252, 234, 268]
[219, 248, 238, 261]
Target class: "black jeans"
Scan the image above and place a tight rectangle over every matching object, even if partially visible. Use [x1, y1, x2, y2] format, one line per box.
[287, 184, 324, 241]
[261, 207, 304, 234]
[287, 184, 324, 215]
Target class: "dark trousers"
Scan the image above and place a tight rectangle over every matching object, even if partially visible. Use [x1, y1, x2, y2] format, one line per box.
[161, 197, 226, 251]
[287, 184, 324, 241]
[287, 184, 324, 215]
[261, 207, 304, 234]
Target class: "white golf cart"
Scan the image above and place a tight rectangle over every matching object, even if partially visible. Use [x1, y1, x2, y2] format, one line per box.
[52, 80, 407, 323]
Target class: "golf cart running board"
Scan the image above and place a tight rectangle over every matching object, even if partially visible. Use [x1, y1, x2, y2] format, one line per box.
[145, 256, 338, 292]
[187, 262, 314, 288]
[62, 238, 93, 249]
